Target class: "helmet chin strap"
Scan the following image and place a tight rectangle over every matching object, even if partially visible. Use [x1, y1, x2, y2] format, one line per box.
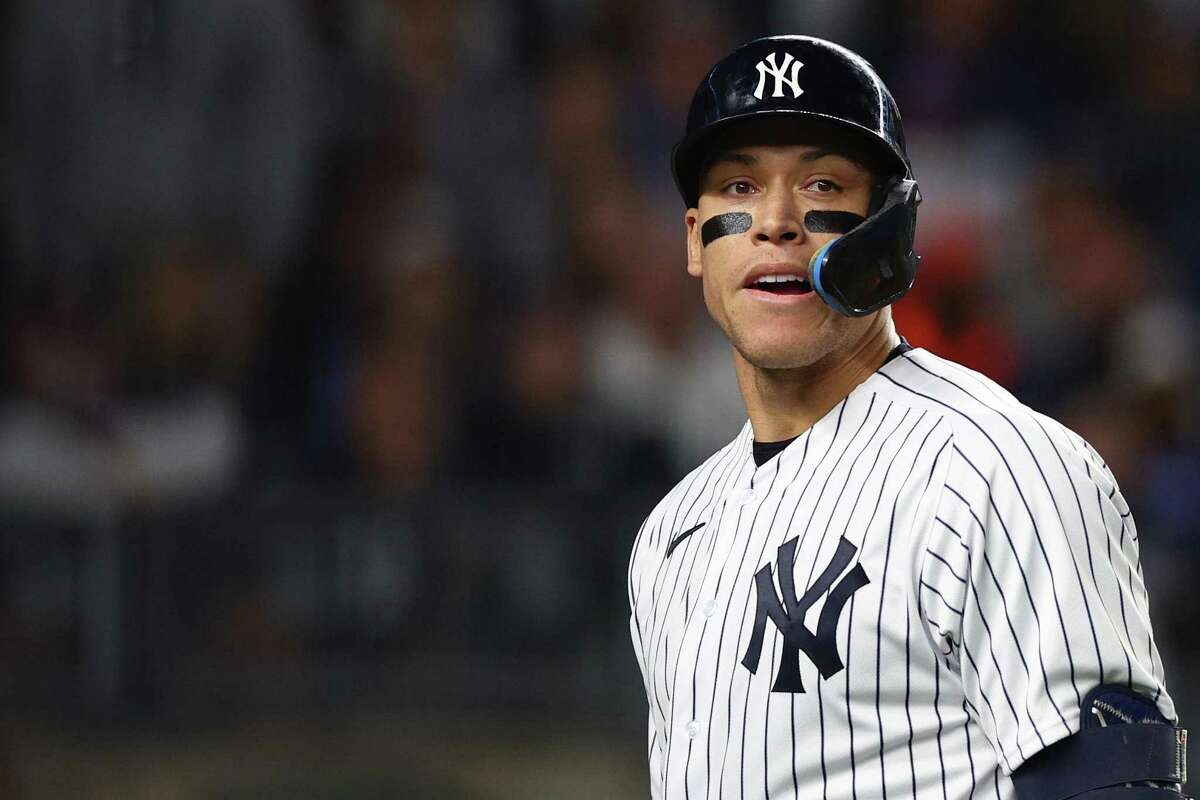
[808, 178, 921, 317]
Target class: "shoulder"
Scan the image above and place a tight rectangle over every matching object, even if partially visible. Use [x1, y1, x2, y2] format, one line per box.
[884, 350, 1130, 541]
[879, 348, 1109, 482]
[877, 347, 1031, 432]
[629, 422, 751, 565]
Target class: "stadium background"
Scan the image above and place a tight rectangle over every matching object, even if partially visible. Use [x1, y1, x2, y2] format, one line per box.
[1, 0, 1198, 795]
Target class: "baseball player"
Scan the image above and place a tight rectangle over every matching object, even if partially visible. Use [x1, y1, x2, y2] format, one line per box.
[627, 35, 1188, 799]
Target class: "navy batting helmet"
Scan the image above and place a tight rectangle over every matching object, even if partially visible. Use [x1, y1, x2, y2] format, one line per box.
[672, 35, 921, 317]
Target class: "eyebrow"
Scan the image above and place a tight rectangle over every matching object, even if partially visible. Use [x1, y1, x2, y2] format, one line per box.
[708, 148, 843, 169]
[798, 148, 840, 162]
[708, 152, 757, 168]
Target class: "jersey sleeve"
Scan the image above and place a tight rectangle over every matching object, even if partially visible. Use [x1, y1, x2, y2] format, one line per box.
[917, 429, 1174, 775]
[629, 603, 665, 799]
[643, 690, 665, 798]
[628, 516, 665, 799]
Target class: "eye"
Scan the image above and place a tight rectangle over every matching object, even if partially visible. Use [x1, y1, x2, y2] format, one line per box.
[806, 179, 840, 193]
[723, 180, 757, 195]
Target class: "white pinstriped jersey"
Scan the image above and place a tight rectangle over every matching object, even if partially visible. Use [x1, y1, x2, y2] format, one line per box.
[627, 347, 1175, 799]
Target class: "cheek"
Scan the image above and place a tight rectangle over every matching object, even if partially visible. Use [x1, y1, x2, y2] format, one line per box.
[804, 210, 865, 234]
[700, 212, 752, 246]
[697, 255, 733, 324]
[699, 264, 723, 310]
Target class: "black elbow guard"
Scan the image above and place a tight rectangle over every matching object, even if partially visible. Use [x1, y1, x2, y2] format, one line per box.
[1012, 685, 1189, 799]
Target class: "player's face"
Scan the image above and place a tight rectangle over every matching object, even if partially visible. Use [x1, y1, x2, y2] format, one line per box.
[685, 124, 878, 370]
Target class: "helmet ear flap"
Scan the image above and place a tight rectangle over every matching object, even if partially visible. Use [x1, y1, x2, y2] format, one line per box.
[868, 178, 891, 216]
[809, 178, 921, 317]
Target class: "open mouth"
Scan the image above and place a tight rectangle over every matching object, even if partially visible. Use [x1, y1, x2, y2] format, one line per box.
[748, 274, 813, 295]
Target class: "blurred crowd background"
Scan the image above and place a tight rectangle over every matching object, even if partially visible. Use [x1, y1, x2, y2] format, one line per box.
[1, 0, 1198, 796]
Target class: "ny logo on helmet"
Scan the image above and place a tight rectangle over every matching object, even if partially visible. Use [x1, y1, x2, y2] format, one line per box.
[753, 52, 804, 100]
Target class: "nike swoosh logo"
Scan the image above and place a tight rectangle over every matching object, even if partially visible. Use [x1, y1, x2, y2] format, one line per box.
[666, 523, 706, 558]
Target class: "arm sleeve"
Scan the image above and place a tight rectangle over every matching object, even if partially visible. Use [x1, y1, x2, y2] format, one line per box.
[645, 696, 665, 798]
[628, 611, 665, 799]
[918, 434, 1173, 775]
[629, 521, 665, 799]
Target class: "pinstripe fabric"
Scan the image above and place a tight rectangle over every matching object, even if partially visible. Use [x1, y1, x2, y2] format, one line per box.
[627, 348, 1175, 799]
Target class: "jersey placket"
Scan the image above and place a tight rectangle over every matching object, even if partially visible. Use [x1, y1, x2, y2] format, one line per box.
[669, 449, 789, 792]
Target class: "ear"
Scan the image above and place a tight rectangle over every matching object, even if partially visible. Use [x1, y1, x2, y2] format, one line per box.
[685, 208, 703, 278]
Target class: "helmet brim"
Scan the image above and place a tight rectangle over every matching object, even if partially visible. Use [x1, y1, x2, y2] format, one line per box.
[671, 109, 911, 208]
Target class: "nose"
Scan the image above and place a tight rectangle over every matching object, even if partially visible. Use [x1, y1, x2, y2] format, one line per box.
[752, 188, 805, 245]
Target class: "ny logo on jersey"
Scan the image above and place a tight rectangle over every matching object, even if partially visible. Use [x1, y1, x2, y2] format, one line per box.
[742, 536, 869, 693]
[753, 52, 804, 100]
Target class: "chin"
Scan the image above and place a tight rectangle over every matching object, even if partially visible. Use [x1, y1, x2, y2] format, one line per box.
[732, 334, 829, 371]
[721, 310, 823, 363]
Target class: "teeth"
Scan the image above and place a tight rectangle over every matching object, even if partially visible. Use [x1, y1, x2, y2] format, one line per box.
[754, 274, 805, 285]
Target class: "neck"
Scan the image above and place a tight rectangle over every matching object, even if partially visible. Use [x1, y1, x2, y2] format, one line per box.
[735, 313, 900, 442]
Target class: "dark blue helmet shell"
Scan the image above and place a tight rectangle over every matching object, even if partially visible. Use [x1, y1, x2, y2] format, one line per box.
[672, 35, 912, 208]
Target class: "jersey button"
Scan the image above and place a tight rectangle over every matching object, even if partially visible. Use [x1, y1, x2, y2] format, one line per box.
[700, 598, 717, 617]
[686, 720, 701, 738]
[738, 488, 757, 505]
